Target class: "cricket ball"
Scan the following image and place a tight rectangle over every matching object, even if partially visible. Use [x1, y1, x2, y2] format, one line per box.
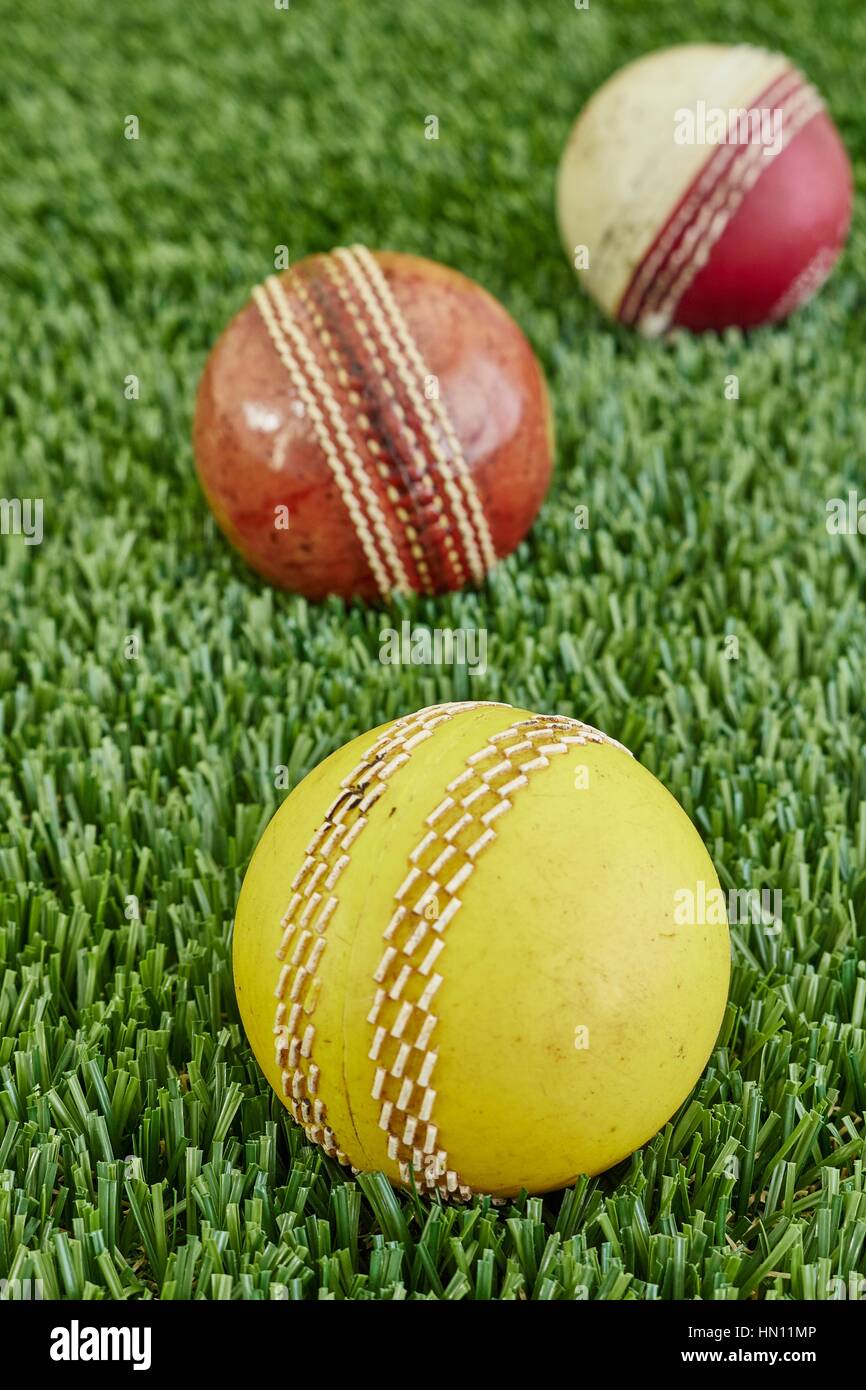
[233, 701, 730, 1198]
[193, 247, 553, 601]
[556, 43, 853, 335]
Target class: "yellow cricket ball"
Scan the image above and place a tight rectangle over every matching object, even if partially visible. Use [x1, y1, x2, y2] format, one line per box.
[233, 702, 730, 1198]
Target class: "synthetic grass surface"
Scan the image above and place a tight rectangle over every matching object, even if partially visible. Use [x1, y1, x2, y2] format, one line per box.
[1, 0, 865, 1300]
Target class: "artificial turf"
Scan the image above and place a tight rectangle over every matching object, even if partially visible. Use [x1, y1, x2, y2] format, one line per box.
[1, 0, 865, 1301]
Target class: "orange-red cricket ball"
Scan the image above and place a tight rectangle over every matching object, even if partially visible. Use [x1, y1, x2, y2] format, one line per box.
[193, 247, 554, 601]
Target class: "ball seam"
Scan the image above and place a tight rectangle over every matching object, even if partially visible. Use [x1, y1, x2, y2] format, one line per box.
[269, 702, 509, 1164]
[252, 276, 410, 597]
[345, 245, 499, 584]
[617, 64, 804, 327]
[367, 713, 633, 1198]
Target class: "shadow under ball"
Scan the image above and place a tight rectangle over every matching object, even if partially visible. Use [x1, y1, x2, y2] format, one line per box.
[193, 247, 554, 601]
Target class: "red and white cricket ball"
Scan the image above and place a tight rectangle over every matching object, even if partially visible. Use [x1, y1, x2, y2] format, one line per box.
[556, 44, 853, 335]
[193, 247, 554, 601]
